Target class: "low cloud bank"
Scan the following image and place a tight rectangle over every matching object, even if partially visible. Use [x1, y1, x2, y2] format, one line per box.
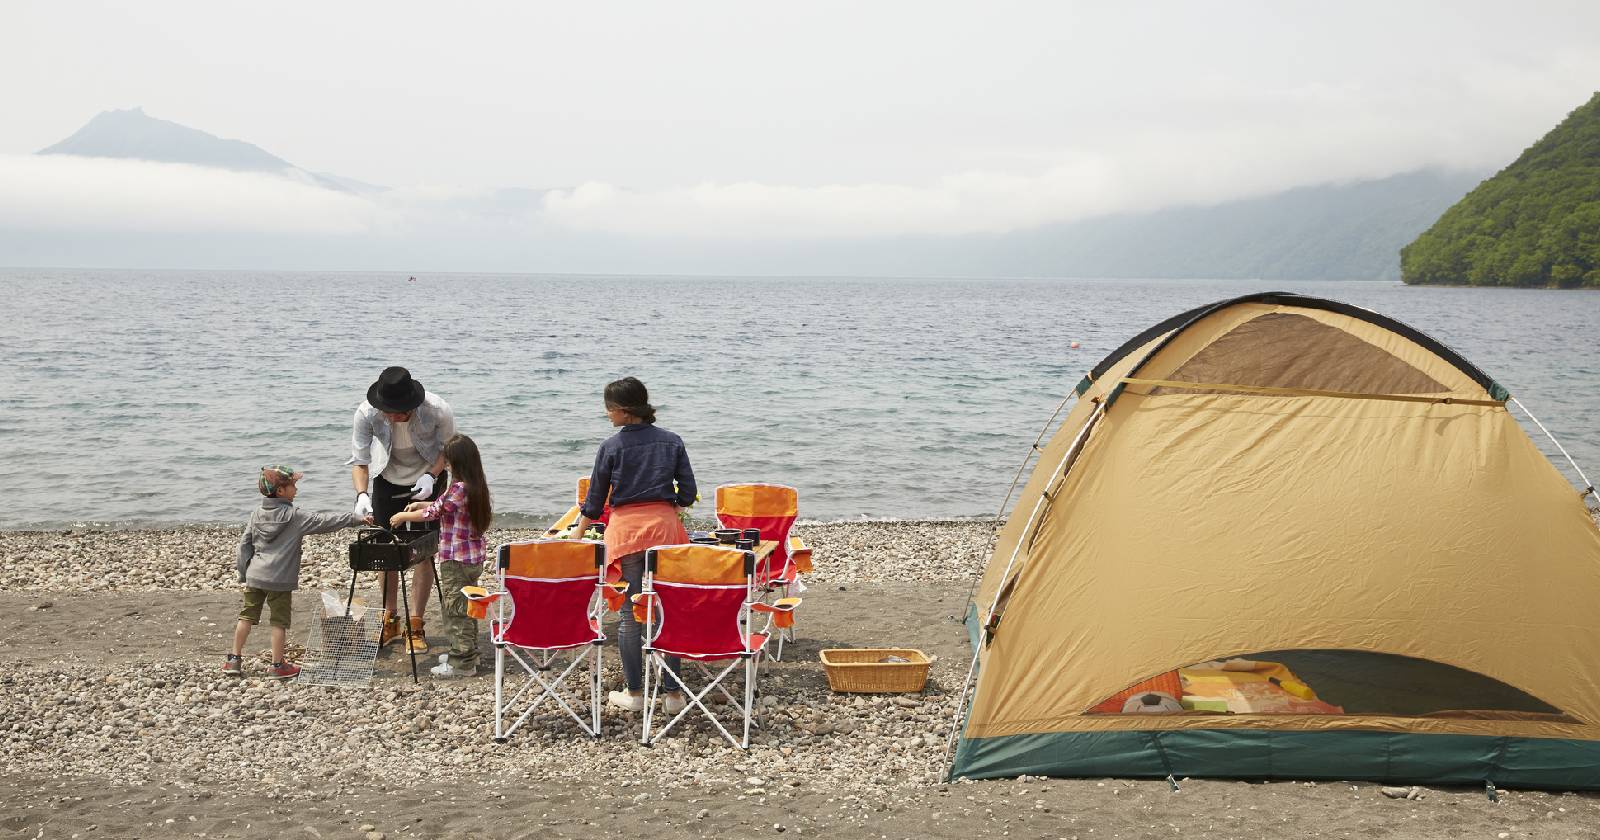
[0, 155, 376, 235]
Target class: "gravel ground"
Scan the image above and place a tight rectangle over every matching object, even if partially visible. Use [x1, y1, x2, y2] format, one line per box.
[0, 520, 998, 592]
[6, 519, 1600, 839]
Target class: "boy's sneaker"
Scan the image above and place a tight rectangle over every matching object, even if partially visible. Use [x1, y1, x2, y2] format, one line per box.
[221, 654, 243, 677]
[267, 661, 300, 681]
[607, 690, 646, 712]
[661, 692, 687, 715]
[430, 654, 474, 679]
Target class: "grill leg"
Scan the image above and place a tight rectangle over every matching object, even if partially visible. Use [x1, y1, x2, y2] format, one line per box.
[400, 570, 418, 684]
[431, 556, 446, 612]
[345, 569, 358, 616]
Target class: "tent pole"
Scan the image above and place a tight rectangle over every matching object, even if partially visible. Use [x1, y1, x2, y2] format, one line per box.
[940, 401, 1105, 781]
[961, 388, 1079, 610]
[1510, 397, 1596, 497]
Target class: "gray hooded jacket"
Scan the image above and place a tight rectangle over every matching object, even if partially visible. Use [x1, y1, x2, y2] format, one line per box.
[237, 498, 364, 591]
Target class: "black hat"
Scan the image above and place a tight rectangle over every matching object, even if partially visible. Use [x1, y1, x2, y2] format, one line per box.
[367, 366, 426, 413]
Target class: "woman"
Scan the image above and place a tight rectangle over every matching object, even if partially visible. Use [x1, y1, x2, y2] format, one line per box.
[572, 376, 696, 714]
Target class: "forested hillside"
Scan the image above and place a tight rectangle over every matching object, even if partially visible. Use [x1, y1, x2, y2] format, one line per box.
[1402, 92, 1600, 287]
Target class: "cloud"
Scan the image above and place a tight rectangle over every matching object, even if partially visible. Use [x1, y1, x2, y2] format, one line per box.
[0, 154, 377, 235]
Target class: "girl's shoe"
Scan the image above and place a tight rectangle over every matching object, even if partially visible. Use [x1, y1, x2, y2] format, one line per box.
[607, 690, 645, 712]
[430, 654, 473, 679]
[267, 661, 300, 681]
[221, 654, 243, 677]
[661, 692, 687, 715]
[379, 614, 405, 648]
[405, 617, 428, 654]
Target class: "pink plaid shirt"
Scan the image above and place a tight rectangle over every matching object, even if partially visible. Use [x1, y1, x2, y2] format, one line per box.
[422, 482, 486, 566]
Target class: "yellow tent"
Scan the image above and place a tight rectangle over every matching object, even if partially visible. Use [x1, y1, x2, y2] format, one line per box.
[950, 293, 1600, 789]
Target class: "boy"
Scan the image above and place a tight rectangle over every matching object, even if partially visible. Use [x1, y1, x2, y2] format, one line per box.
[225, 465, 370, 679]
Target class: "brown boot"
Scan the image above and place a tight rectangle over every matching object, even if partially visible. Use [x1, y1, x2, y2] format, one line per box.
[379, 613, 405, 648]
[406, 617, 428, 654]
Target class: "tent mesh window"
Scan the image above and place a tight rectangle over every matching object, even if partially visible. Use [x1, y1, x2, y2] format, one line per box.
[298, 591, 383, 688]
[1153, 313, 1449, 396]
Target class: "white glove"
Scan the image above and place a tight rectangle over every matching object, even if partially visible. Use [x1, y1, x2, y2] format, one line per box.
[410, 472, 436, 500]
[354, 492, 373, 517]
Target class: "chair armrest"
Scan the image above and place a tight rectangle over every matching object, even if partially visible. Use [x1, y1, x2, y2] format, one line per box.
[788, 536, 813, 574]
[599, 580, 629, 612]
[751, 597, 801, 613]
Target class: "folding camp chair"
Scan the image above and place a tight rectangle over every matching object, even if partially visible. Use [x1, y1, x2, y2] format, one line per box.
[577, 475, 613, 527]
[715, 483, 814, 659]
[489, 539, 608, 740]
[636, 543, 799, 749]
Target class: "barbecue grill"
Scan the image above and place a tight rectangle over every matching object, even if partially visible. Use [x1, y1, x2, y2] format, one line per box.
[344, 526, 446, 683]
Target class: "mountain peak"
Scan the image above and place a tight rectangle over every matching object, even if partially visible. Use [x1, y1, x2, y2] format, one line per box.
[39, 107, 293, 173]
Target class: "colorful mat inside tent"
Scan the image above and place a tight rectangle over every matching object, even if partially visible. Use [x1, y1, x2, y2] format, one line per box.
[1179, 659, 1345, 714]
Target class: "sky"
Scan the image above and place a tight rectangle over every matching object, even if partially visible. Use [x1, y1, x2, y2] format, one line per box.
[2, 0, 1599, 264]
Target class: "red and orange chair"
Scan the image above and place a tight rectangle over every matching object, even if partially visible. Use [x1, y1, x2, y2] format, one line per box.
[489, 539, 608, 740]
[635, 543, 799, 749]
[715, 483, 813, 659]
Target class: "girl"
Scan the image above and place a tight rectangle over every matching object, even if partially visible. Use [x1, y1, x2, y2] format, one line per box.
[572, 376, 696, 714]
[390, 433, 492, 678]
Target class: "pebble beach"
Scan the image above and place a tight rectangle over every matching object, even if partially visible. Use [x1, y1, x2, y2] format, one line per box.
[5, 520, 1599, 839]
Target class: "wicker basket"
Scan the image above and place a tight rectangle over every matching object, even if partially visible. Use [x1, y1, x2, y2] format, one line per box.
[819, 648, 931, 693]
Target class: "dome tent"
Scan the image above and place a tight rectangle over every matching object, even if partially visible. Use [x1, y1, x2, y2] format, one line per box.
[949, 292, 1600, 789]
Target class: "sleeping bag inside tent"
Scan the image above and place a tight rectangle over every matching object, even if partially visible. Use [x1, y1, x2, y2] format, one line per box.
[951, 292, 1600, 789]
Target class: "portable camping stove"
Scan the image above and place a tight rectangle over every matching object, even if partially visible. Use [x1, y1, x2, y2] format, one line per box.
[344, 526, 445, 683]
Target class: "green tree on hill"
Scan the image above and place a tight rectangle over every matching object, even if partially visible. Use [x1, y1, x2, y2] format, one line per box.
[1401, 91, 1600, 288]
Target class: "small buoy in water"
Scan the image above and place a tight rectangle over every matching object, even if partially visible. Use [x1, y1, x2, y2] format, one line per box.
[1070, 341, 1081, 349]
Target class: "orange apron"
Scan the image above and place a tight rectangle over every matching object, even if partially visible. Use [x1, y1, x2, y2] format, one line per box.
[603, 500, 688, 584]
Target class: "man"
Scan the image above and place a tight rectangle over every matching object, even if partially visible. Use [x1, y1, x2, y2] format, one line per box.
[349, 366, 456, 652]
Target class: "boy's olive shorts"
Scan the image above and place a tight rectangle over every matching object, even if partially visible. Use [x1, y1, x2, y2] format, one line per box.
[239, 587, 292, 628]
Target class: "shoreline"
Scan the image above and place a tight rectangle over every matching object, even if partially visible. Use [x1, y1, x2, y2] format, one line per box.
[0, 514, 1002, 534]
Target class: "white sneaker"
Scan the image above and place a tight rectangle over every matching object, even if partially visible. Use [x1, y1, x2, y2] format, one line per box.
[662, 692, 687, 715]
[430, 654, 471, 679]
[608, 690, 645, 712]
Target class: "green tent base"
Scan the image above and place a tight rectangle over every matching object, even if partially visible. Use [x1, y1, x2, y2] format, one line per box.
[951, 728, 1600, 790]
[955, 608, 1600, 790]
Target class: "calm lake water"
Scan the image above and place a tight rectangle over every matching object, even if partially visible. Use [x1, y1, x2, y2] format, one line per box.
[1, 270, 1595, 529]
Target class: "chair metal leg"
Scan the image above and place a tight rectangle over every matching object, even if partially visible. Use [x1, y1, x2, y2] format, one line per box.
[742, 655, 755, 749]
[494, 645, 505, 742]
[591, 642, 603, 738]
[640, 650, 654, 745]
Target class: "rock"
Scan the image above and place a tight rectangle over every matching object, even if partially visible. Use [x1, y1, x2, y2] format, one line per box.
[695, 809, 710, 820]
[891, 696, 920, 708]
[745, 776, 765, 787]
[360, 824, 375, 832]
[366, 832, 386, 840]
[1380, 786, 1410, 799]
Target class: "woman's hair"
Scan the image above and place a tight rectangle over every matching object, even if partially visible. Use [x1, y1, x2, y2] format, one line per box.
[442, 433, 492, 536]
[603, 376, 656, 424]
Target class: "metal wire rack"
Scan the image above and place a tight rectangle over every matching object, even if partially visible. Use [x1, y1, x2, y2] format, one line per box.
[299, 591, 383, 687]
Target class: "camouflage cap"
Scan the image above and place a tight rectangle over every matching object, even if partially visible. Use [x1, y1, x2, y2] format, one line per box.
[259, 465, 304, 496]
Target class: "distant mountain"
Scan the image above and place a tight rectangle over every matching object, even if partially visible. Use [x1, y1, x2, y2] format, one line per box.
[985, 169, 1487, 281]
[730, 168, 1485, 281]
[37, 107, 383, 194]
[17, 110, 1484, 280]
[1402, 92, 1600, 288]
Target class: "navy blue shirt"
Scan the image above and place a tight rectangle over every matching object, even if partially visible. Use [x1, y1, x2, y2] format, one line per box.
[581, 423, 697, 518]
